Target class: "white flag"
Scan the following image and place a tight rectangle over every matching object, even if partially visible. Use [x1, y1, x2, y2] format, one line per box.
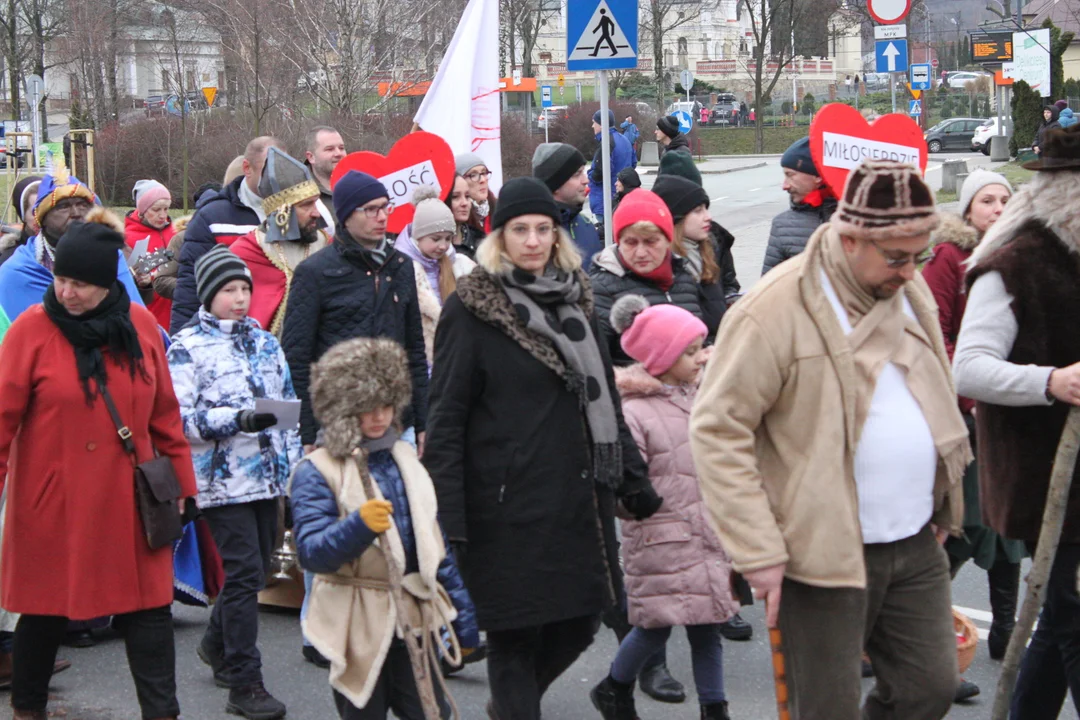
[414, 0, 502, 191]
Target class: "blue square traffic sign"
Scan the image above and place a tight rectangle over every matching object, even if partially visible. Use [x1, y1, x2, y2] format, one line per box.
[541, 86, 553, 108]
[909, 63, 931, 91]
[909, 99, 922, 116]
[567, 0, 638, 71]
[875, 39, 909, 74]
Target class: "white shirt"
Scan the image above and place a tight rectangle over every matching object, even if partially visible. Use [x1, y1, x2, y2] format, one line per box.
[820, 270, 937, 544]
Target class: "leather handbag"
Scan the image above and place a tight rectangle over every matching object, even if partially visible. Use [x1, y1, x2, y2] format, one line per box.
[99, 384, 184, 550]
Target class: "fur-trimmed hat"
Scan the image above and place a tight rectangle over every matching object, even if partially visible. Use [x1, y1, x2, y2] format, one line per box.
[831, 159, 939, 241]
[310, 338, 413, 459]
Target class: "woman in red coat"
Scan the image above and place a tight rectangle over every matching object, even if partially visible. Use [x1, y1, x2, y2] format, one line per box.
[0, 209, 196, 720]
[124, 179, 177, 329]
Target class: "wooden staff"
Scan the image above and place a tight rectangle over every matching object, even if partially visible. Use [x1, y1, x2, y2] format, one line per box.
[767, 602, 792, 720]
[992, 406, 1080, 718]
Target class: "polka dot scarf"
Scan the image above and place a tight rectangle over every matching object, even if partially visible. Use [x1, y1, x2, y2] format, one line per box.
[501, 266, 622, 487]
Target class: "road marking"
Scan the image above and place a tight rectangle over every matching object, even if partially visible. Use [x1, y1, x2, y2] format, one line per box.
[954, 605, 993, 623]
[712, 196, 729, 202]
[750, 188, 762, 192]
[926, 163, 943, 173]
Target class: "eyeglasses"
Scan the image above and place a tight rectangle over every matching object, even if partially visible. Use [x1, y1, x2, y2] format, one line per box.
[868, 238, 934, 269]
[361, 202, 393, 219]
[464, 170, 491, 182]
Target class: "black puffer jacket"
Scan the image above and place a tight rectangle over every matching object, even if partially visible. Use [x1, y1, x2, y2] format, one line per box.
[281, 234, 429, 444]
[761, 196, 838, 275]
[589, 245, 708, 366]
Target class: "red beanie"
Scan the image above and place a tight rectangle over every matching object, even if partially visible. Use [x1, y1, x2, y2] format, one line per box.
[612, 189, 674, 244]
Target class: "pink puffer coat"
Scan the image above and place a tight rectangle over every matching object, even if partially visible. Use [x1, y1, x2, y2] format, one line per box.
[617, 364, 740, 629]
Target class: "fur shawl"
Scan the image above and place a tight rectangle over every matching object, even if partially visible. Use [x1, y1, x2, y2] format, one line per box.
[932, 213, 979, 252]
[969, 170, 1080, 267]
[455, 265, 595, 384]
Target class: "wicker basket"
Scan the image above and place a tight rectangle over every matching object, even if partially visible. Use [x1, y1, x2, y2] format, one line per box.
[954, 609, 978, 674]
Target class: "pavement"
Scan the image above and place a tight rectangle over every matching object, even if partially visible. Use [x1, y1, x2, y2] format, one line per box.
[16, 151, 1075, 720]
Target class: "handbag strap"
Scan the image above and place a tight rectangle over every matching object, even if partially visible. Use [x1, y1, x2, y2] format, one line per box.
[98, 382, 138, 461]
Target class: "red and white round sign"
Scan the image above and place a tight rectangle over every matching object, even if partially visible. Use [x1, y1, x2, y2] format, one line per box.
[867, 0, 911, 25]
[932, 58, 939, 68]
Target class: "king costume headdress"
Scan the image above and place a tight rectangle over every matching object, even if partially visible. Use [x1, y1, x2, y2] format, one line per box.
[258, 147, 321, 243]
[33, 156, 97, 226]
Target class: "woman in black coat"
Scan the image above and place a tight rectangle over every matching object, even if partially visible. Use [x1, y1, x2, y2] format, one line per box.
[423, 178, 660, 720]
[589, 188, 709, 366]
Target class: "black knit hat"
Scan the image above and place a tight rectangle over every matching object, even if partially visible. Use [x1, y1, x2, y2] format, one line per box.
[195, 245, 252, 310]
[617, 167, 641, 190]
[532, 143, 587, 193]
[651, 175, 710, 224]
[53, 210, 125, 289]
[657, 115, 681, 139]
[490, 177, 561, 230]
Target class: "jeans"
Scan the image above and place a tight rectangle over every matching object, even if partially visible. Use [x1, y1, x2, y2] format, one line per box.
[487, 615, 600, 720]
[13, 607, 179, 718]
[1011, 542, 1080, 719]
[201, 498, 278, 687]
[611, 624, 725, 703]
[332, 639, 449, 719]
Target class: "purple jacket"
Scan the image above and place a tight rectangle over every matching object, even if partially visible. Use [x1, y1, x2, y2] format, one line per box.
[616, 363, 739, 629]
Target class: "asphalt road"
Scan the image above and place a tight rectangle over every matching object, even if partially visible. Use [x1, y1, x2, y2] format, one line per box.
[19, 151, 1076, 720]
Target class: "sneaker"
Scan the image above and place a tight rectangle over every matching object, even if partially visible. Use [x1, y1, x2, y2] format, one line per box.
[197, 638, 230, 688]
[226, 682, 287, 720]
[954, 678, 980, 703]
[302, 645, 330, 669]
[590, 675, 639, 720]
[718, 613, 753, 641]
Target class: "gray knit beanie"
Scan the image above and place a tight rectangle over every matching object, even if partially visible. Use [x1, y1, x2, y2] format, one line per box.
[958, 169, 1013, 219]
[195, 245, 252, 310]
[532, 143, 587, 193]
[411, 186, 457, 239]
[455, 153, 487, 177]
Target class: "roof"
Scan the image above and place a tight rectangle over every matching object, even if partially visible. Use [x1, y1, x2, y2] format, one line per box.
[1029, 0, 1080, 36]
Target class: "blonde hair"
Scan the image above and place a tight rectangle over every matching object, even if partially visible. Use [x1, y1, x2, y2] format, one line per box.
[223, 155, 245, 185]
[672, 221, 720, 284]
[475, 226, 582, 275]
[437, 254, 457, 302]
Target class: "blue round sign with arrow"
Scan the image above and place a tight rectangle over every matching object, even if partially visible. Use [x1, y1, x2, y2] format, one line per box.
[673, 110, 694, 134]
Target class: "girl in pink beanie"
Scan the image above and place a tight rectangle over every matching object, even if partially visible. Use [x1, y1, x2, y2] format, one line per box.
[590, 294, 739, 720]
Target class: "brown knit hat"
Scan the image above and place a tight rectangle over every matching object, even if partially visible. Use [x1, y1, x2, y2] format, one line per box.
[831, 159, 940, 241]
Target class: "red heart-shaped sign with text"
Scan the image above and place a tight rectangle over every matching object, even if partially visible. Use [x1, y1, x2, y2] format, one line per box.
[330, 131, 456, 235]
[808, 104, 927, 197]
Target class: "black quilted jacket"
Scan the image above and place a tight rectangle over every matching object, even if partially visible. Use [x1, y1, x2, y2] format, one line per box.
[761, 196, 838, 275]
[281, 236, 429, 444]
[589, 245, 708, 366]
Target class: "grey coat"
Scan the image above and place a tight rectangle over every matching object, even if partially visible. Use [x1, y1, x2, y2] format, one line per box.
[761, 197, 838, 275]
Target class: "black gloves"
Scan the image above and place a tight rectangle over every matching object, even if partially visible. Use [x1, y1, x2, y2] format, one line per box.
[621, 487, 663, 520]
[237, 411, 277, 433]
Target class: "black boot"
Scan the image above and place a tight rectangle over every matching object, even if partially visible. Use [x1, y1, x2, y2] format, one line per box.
[639, 662, 686, 703]
[226, 682, 287, 720]
[988, 559, 1020, 661]
[701, 701, 732, 719]
[197, 636, 230, 688]
[718, 613, 753, 641]
[590, 675, 638, 720]
[954, 678, 980, 703]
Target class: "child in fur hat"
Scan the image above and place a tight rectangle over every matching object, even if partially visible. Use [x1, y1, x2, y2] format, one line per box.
[590, 295, 739, 720]
[289, 338, 479, 719]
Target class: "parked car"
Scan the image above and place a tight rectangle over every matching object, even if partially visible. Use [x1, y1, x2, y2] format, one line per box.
[664, 100, 702, 117]
[924, 117, 987, 153]
[972, 117, 1003, 155]
[537, 106, 569, 130]
[145, 95, 167, 117]
[709, 93, 739, 125]
[940, 71, 991, 90]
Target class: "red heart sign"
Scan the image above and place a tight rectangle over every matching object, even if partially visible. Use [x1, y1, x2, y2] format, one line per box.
[330, 131, 456, 235]
[808, 104, 927, 198]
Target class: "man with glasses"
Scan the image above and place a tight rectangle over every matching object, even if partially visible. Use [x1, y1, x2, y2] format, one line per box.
[692, 159, 968, 720]
[282, 170, 428, 459]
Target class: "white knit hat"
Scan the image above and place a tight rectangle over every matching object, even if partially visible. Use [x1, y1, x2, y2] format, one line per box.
[958, 169, 1013, 219]
[410, 186, 456, 239]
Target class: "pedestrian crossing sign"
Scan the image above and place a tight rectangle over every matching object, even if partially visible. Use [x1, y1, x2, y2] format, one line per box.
[567, 0, 638, 71]
[909, 99, 922, 116]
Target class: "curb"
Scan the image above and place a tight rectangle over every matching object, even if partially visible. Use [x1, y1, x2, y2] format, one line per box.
[639, 161, 768, 176]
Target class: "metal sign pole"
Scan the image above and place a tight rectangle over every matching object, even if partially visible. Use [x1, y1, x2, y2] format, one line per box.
[891, 72, 897, 113]
[600, 70, 613, 247]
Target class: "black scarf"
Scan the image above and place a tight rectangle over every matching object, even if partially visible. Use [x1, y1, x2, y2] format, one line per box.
[43, 282, 147, 404]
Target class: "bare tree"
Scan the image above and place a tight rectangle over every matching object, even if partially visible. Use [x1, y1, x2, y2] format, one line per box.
[17, 0, 66, 137]
[640, 0, 720, 113]
[503, 0, 558, 77]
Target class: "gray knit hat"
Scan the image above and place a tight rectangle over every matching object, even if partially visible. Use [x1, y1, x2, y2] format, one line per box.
[410, 186, 457, 239]
[958, 169, 1013, 218]
[531, 143, 587, 193]
[455, 152, 487, 176]
[831, 159, 940, 241]
[195, 245, 252, 310]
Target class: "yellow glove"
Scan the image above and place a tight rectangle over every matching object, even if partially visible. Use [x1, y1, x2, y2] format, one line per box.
[359, 499, 394, 534]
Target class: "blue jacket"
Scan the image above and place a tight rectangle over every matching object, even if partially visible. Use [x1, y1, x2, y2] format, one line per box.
[558, 201, 602, 272]
[589, 130, 636, 217]
[170, 177, 261, 334]
[620, 120, 640, 146]
[290, 449, 480, 649]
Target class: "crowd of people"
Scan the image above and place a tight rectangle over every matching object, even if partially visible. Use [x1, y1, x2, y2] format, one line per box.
[0, 109, 1077, 720]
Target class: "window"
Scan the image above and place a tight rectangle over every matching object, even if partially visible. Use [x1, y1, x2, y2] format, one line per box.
[162, 69, 170, 91]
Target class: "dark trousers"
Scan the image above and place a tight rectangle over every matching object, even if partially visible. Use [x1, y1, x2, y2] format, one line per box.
[332, 640, 450, 719]
[778, 525, 956, 720]
[12, 607, 178, 718]
[202, 498, 278, 687]
[1011, 542, 1080, 719]
[487, 614, 600, 720]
